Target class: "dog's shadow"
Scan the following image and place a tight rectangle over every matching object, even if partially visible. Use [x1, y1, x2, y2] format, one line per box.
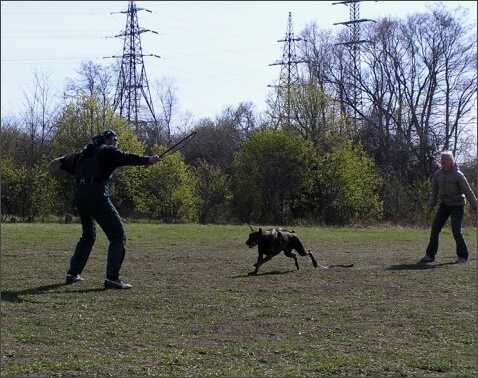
[1, 283, 106, 303]
[387, 261, 456, 271]
[232, 270, 295, 279]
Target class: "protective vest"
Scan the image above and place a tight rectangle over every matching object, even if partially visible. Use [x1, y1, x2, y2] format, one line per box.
[74, 145, 103, 181]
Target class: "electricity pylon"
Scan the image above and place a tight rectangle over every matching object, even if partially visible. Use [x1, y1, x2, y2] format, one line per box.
[333, 0, 375, 127]
[268, 12, 307, 129]
[110, 0, 159, 129]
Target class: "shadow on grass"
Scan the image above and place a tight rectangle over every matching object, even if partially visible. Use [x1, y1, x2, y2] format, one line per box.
[387, 261, 457, 271]
[231, 270, 295, 278]
[1, 283, 105, 303]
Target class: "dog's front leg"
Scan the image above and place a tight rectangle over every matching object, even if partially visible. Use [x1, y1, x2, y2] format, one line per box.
[249, 253, 272, 275]
[248, 253, 264, 275]
[254, 252, 264, 268]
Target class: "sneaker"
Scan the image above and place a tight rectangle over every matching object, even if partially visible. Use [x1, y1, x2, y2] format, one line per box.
[420, 254, 435, 263]
[104, 278, 132, 289]
[455, 257, 468, 264]
[66, 274, 84, 284]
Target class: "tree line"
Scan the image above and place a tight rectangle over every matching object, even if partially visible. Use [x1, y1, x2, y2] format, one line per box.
[1, 4, 476, 226]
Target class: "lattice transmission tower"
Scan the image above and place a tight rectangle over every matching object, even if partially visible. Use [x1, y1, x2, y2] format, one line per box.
[268, 12, 308, 129]
[333, 0, 375, 127]
[111, 0, 159, 129]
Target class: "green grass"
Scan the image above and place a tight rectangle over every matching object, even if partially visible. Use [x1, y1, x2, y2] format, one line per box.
[1, 223, 476, 377]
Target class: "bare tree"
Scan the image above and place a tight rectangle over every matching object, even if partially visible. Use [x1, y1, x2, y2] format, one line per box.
[154, 76, 178, 144]
[19, 68, 60, 164]
[354, 5, 477, 177]
[299, 22, 337, 95]
[185, 102, 261, 173]
[64, 60, 117, 130]
[132, 76, 184, 149]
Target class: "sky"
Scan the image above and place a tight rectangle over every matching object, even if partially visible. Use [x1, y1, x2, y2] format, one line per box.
[1, 1, 477, 122]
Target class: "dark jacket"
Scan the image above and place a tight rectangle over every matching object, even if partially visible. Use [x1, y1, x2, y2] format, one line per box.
[75, 144, 150, 184]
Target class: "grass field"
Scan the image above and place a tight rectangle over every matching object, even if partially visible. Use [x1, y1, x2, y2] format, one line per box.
[1, 223, 476, 377]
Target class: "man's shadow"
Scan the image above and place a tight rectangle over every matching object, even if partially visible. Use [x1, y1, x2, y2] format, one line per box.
[387, 261, 456, 271]
[1, 283, 105, 303]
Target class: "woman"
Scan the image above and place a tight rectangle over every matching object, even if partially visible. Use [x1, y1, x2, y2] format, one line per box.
[421, 150, 477, 264]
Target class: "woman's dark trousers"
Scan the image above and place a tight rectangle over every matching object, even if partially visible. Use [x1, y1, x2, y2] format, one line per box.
[425, 203, 468, 260]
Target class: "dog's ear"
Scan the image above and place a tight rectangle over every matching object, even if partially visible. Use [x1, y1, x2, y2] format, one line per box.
[249, 225, 254, 232]
[259, 227, 262, 233]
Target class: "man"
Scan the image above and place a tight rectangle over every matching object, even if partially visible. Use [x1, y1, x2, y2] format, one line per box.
[66, 129, 160, 289]
[421, 150, 477, 264]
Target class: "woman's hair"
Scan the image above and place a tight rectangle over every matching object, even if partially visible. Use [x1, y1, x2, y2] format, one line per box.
[440, 150, 455, 163]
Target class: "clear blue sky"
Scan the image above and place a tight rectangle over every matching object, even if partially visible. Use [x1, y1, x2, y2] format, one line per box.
[1, 1, 476, 121]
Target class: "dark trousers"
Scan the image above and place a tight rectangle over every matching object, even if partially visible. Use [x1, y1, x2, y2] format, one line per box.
[426, 203, 469, 260]
[68, 185, 126, 280]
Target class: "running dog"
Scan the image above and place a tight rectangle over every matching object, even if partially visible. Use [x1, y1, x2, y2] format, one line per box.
[245, 226, 318, 275]
[245, 226, 353, 275]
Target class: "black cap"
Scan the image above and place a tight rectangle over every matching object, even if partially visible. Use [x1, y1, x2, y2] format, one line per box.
[92, 129, 117, 145]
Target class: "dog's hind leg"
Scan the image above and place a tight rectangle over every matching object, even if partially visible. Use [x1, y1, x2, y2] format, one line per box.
[292, 238, 318, 269]
[307, 251, 318, 268]
[284, 250, 300, 270]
